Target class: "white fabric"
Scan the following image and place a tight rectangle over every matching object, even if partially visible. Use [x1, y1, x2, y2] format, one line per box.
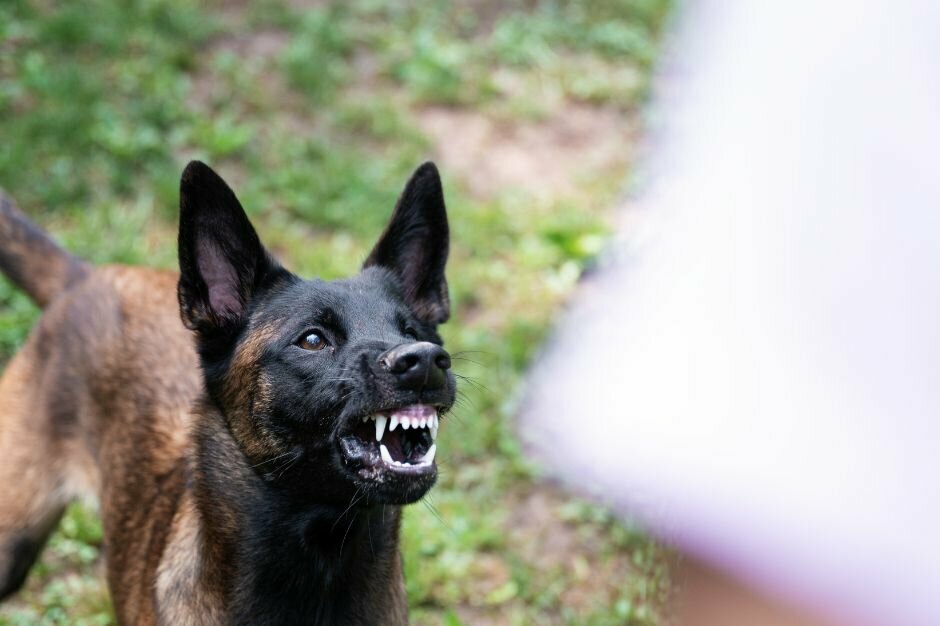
[520, 2, 940, 625]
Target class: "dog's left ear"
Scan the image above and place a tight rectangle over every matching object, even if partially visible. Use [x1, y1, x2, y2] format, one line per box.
[364, 162, 450, 324]
[177, 160, 286, 337]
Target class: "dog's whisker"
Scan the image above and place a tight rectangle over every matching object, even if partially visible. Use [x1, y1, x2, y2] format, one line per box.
[449, 356, 485, 367]
[452, 374, 488, 393]
[457, 380, 479, 400]
[331, 487, 365, 533]
[449, 403, 471, 418]
[273, 452, 303, 480]
[454, 390, 478, 410]
[338, 511, 360, 560]
[420, 497, 457, 537]
[449, 349, 493, 360]
[251, 450, 295, 469]
[442, 406, 467, 425]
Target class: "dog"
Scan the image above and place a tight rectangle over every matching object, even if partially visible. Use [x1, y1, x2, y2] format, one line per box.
[0, 160, 456, 625]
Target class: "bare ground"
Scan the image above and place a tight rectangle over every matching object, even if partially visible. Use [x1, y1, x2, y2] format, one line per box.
[416, 103, 636, 201]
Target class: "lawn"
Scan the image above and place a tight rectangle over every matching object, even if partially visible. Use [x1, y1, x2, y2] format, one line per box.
[0, 1, 673, 624]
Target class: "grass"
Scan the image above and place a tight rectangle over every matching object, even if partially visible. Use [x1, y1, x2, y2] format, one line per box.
[0, 0, 673, 624]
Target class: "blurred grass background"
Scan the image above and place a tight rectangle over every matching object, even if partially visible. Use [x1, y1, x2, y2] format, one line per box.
[0, 1, 673, 624]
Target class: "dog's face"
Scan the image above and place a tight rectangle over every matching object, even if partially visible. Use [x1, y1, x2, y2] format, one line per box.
[177, 161, 455, 505]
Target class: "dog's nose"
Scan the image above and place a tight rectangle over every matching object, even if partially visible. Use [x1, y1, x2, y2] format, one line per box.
[380, 342, 451, 391]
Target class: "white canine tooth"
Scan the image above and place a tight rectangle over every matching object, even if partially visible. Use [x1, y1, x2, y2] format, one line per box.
[380, 444, 393, 464]
[422, 444, 437, 464]
[375, 415, 388, 442]
[430, 423, 438, 441]
[390, 415, 399, 432]
[401, 416, 411, 430]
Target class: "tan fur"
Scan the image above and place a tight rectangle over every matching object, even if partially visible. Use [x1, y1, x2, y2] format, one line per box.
[0, 266, 202, 624]
[0, 192, 89, 308]
[155, 492, 224, 626]
[222, 323, 284, 463]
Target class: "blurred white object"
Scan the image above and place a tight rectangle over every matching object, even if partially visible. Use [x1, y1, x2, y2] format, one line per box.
[519, 2, 940, 625]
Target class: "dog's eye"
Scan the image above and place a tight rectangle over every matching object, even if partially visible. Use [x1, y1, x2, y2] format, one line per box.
[403, 327, 418, 342]
[298, 332, 328, 351]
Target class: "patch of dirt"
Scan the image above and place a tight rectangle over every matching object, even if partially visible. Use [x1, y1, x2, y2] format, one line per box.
[214, 29, 291, 60]
[464, 553, 514, 602]
[504, 483, 637, 611]
[416, 103, 636, 201]
[457, 0, 536, 36]
[439, 481, 664, 626]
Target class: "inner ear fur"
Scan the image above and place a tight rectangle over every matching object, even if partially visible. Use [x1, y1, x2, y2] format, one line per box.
[177, 160, 284, 336]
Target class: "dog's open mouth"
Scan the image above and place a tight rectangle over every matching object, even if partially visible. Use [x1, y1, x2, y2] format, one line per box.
[340, 404, 439, 475]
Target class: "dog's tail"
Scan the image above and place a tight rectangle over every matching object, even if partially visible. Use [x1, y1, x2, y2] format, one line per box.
[0, 191, 90, 308]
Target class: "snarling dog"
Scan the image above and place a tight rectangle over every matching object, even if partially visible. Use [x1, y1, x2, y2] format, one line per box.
[0, 161, 456, 625]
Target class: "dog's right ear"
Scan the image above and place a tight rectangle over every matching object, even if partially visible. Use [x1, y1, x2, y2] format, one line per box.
[364, 162, 450, 325]
[177, 161, 284, 336]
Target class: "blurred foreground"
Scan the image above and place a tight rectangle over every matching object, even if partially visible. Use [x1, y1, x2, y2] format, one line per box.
[522, 1, 940, 625]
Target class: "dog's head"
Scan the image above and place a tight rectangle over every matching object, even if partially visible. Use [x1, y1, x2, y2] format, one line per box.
[177, 161, 455, 505]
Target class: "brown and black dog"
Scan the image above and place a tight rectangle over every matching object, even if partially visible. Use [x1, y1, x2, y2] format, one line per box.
[0, 161, 456, 625]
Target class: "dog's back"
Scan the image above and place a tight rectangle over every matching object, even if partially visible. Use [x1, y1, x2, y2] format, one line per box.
[0, 191, 200, 620]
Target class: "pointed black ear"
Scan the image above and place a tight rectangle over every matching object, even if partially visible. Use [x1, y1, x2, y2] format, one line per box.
[364, 162, 450, 324]
[177, 161, 283, 335]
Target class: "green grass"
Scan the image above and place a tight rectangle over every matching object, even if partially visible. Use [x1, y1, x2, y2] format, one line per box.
[0, 0, 673, 624]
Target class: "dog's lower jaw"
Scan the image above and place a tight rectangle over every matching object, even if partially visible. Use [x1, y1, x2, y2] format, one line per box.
[177, 407, 409, 626]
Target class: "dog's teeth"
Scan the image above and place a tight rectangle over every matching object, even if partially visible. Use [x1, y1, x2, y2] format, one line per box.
[430, 423, 438, 441]
[419, 417, 427, 429]
[422, 444, 437, 464]
[401, 416, 411, 430]
[380, 444, 393, 464]
[361, 416, 368, 423]
[390, 415, 399, 432]
[375, 415, 387, 442]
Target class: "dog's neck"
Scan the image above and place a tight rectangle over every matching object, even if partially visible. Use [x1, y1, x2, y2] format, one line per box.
[189, 406, 408, 626]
